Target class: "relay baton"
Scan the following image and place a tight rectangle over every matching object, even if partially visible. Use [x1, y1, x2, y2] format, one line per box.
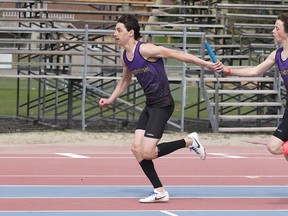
[204, 41, 223, 75]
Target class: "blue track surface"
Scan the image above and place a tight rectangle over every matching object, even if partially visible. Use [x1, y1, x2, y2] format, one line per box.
[0, 186, 287, 216]
[0, 185, 287, 198]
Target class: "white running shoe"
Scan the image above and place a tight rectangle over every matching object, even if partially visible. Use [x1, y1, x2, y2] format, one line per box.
[139, 189, 169, 203]
[188, 132, 206, 160]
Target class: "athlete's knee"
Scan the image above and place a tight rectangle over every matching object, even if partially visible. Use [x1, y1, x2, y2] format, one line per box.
[131, 142, 141, 156]
[267, 142, 281, 155]
[142, 148, 157, 160]
[131, 143, 153, 159]
[267, 144, 276, 154]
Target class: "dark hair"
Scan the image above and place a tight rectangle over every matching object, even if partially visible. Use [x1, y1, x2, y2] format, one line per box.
[117, 15, 141, 40]
[278, 12, 288, 34]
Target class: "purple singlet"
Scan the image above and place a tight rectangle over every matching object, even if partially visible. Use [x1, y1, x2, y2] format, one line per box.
[123, 41, 174, 108]
[275, 47, 288, 99]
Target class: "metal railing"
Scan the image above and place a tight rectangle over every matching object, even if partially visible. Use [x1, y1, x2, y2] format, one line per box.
[0, 25, 207, 131]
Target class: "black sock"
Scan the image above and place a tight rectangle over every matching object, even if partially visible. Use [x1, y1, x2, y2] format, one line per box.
[139, 159, 162, 188]
[157, 139, 186, 158]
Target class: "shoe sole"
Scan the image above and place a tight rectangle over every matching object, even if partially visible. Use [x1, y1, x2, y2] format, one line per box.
[139, 194, 169, 203]
[139, 198, 169, 203]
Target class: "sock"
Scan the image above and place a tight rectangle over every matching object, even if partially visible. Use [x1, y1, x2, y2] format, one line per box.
[157, 139, 186, 158]
[282, 141, 288, 154]
[139, 159, 162, 188]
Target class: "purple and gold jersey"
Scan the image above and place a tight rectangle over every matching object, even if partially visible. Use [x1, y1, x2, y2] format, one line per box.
[275, 47, 288, 99]
[123, 41, 174, 108]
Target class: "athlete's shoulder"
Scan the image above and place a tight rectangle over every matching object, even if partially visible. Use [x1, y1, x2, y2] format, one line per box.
[139, 42, 168, 59]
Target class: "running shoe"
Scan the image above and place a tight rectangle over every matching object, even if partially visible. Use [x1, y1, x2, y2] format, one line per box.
[188, 132, 206, 160]
[139, 189, 169, 203]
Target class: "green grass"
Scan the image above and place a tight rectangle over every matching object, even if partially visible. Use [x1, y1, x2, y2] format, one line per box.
[0, 78, 207, 119]
[0, 78, 18, 115]
[2, 77, 273, 120]
[0, 78, 34, 115]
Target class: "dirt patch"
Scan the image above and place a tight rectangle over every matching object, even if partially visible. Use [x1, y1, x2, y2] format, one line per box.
[0, 117, 271, 147]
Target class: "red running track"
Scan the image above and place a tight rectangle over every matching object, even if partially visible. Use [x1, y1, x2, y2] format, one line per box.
[0, 144, 287, 212]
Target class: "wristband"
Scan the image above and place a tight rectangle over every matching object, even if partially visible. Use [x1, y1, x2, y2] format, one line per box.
[226, 68, 231, 76]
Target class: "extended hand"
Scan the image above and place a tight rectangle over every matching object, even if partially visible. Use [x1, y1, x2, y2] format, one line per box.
[214, 60, 224, 73]
[99, 98, 111, 108]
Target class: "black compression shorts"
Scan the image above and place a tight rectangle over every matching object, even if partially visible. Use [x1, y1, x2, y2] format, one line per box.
[273, 105, 288, 142]
[136, 105, 174, 139]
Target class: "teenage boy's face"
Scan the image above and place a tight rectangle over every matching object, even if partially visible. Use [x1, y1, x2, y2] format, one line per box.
[273, 20, 288, 43]
[114, 22, 133, 45]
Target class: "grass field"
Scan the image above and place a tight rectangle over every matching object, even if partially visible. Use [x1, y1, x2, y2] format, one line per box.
[0, 78, 208, 119]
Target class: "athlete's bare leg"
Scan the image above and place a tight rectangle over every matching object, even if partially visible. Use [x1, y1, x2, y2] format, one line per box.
[131, 129, 194, 193]
[267, 135, 284, 155]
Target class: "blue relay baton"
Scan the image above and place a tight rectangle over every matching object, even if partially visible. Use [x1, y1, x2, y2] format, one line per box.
[204, 41, 223, 75]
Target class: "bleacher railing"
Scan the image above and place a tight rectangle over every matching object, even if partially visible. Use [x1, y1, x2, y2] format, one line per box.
[0, 25, 208, 131]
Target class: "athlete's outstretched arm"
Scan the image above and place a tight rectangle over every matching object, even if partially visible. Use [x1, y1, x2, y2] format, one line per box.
[139, 43, 223, 72]
[220, 50, 276, 77]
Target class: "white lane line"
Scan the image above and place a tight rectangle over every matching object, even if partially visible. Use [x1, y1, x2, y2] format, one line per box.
[246, 176, 261, 179]
[1, 174, 288, 178]
[161, 211, 179, 216]
[208, 153, 247, 158]
[55, 153, 89, 158]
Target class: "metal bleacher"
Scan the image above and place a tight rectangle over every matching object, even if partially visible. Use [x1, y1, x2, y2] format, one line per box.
[204, 1, 287, 132]
[0, 0, 287, 133]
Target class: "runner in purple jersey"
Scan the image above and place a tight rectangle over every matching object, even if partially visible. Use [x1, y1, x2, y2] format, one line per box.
[276, 47, 288, 94]
[123, 41, 173, 108]
[99, 15, 222, 203]
[218, 12, 288, 161]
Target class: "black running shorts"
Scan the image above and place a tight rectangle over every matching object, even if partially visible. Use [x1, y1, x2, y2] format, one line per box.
[136, 105, 174, 139]
[273, 105, 288, 142]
